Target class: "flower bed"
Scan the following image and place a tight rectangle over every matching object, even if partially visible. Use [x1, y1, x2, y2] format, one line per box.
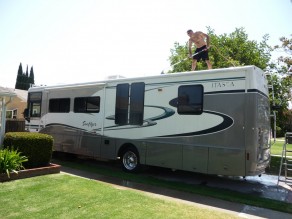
[0, 163, 61, 182]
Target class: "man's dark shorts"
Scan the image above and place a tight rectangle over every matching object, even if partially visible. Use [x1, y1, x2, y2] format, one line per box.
[193, 45, 209, 61]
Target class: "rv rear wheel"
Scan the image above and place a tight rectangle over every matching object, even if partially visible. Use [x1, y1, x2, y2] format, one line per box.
[121, 147, 140, 173]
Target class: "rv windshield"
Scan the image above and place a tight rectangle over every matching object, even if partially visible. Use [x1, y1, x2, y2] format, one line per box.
[28, 92, 42, 117]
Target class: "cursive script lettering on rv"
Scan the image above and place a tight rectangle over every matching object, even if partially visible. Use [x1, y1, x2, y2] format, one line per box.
[82, 121, 97, 128]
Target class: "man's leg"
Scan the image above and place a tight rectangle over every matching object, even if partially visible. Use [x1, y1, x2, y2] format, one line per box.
[206, 60, 212, 69]
[192, 59, 197, 71]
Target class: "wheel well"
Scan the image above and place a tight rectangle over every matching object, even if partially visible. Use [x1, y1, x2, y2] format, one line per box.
[118, 143, 137, 158]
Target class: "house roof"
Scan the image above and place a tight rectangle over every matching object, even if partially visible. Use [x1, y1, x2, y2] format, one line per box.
[0, 86, 17, 98]
[0, 87, 28, 101]
[11, 89, 27, 101]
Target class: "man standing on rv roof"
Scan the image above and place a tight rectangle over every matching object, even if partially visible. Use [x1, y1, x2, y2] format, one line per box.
[187, 29, 212, 71]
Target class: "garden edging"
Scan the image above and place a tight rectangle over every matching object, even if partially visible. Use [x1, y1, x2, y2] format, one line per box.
[0, 163, 61, 182]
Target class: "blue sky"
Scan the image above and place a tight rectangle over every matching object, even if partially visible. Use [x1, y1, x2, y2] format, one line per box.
[0, 0, 291, 88]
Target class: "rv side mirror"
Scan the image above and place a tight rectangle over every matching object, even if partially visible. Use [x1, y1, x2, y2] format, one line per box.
[24, 108, 30, 122]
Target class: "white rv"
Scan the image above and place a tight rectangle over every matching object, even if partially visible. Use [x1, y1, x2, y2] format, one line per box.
[25, 66, 271, 176]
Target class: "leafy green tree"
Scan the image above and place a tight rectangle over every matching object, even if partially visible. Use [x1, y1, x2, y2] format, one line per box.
[209, 27, 272, 70]
[273, 35, 292, 73]
[167, 27, 272, 73]
[267, 35, 292, 136]
[267, 73, 292, 136]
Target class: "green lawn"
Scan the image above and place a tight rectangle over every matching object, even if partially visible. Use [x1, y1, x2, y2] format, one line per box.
[0, 173, 237, 219]
[268, 140, 292, 177]
[271, 140, 292, 156]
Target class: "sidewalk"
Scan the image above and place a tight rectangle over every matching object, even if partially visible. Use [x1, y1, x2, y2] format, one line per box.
[60, 165, 292, 219]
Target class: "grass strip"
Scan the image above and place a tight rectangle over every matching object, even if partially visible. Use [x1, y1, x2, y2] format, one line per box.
[271, 140, 292, 156]
[0, 173, 238, 219]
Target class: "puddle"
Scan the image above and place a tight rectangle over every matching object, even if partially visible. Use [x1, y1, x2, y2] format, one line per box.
[144, 169, 292, 203]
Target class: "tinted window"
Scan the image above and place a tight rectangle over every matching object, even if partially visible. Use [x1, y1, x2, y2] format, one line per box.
[29, 92, 42, 101]
[129, 82, 145, 125]
[74, 96, 100, 113]
[28, 92, 42, 117]
[115, 84, 129, 125]
[177, 85, 203, 115]
[49, 98, 70, 113]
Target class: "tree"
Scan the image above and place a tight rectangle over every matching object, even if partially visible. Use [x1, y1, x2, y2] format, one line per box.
[267, 73, 292, 136]
[25, 65, 28, 77]
[15, 63, 35, 90]
[15, 63, 24, 89]
[267, 35, 292, 136]
[17, 63, 23, 75]
[273, 35, 292, 73]
[23, 65, 29, 90]
[29, 66, 35, 86]
[167, 27, 272, 73]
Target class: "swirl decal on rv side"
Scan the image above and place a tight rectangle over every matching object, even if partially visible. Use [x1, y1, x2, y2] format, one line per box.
[145, 105, 175, 121]
[102, 103, 233, 137]
[156, 110, 234, 137]
[102, 105, 175, 131]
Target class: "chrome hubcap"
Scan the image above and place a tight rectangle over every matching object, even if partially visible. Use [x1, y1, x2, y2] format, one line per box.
[123, 151, 137, 170]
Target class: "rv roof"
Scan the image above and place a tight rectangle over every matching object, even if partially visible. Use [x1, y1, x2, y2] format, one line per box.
[29, 83, 107, 92]
[28, 65, 262, 92]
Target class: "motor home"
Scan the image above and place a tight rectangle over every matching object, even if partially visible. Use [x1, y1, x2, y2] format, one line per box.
[25, 65, 271, 176]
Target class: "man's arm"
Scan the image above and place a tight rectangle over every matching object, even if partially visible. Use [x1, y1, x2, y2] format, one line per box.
[202, 32, 210, 48]
[188, 40, 193, 57]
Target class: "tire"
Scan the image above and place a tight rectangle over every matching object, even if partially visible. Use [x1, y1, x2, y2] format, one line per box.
[121, 146, 140, 173]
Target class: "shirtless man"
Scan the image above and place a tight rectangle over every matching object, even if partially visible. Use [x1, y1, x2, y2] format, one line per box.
[187, 29, 212, 70]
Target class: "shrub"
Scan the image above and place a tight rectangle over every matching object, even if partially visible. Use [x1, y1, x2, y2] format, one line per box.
[3, 132, 53, 168]
[0, 148, 28, 178]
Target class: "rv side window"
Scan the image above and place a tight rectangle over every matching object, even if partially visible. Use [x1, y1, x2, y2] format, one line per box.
[74, 96, 100, 113]
[129, 82, 145, 125]
[28, 92, 42, 117]
[49, 98, 70, 113]
[177, 85, 203, 115]
[115, 83, 130, 125]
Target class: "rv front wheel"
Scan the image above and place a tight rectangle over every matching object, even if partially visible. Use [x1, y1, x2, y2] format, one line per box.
[121, 147, 140, 173]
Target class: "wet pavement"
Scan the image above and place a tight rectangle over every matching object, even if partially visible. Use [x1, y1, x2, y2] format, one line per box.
[143, 167, 292, 203]
[53, 157, 292, 219]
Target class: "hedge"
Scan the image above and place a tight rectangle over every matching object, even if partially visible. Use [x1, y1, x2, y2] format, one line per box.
[3, 132, 53, 168]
